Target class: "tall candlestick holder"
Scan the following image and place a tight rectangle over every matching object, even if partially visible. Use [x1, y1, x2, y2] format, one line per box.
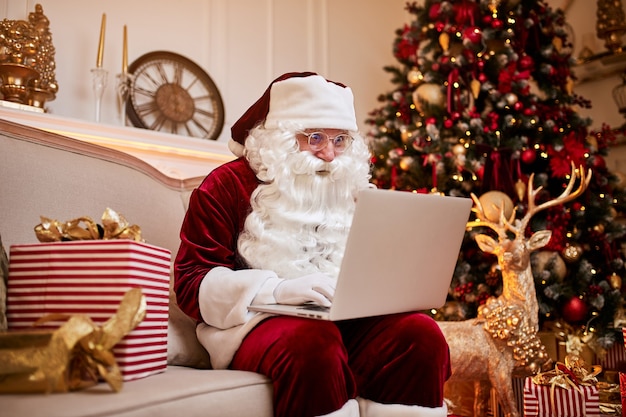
[91, 67, 108, 122]
[116, 72, 133, 126]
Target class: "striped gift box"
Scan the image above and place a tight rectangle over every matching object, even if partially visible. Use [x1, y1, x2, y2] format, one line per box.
[490, 376, 525, 417]
[598, 338, 626, 371]
[522, 376, 600, 417]
[6, 240, 170, 381]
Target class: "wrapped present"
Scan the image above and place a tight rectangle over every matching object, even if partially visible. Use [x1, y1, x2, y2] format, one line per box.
[490, 376, 526, 417]
[523, 355, 601, 416]
[619, 372, 626, 413]
[597, 339, 626, 371]
[0, 288, 146, 393]
[7, 239, 170, 381]
[539, 321, 596, 367]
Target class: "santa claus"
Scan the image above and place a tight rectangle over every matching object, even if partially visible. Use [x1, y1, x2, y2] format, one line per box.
[175, 72, 450, 417]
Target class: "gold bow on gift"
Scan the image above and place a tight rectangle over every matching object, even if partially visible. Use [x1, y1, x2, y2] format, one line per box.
[531, 354, 602, 415]
[0, 288, 146, 393]
[34, 208, 142, 242]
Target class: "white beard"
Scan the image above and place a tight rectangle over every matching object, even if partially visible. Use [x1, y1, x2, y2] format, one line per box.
[238, 126, 371, 279]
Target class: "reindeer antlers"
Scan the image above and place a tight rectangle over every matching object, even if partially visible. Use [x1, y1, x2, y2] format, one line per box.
[525, 163, 592, 221]
[468, 163, 592, 237]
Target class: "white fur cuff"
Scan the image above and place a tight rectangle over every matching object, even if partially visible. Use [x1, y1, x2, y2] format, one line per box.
[317, 399, 360, 417]
[358, 397, 448, 417]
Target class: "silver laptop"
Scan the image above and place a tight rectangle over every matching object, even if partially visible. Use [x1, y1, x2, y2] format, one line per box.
[248, 188, 472, 321]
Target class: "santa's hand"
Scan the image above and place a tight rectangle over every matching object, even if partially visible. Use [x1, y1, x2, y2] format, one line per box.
[273, 273, 335, 307]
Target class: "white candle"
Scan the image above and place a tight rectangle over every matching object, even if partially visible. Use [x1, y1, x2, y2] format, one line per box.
[96, 13, 106, 68]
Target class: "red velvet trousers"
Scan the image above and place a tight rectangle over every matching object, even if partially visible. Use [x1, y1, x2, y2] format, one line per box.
[230, 312, 451, 417]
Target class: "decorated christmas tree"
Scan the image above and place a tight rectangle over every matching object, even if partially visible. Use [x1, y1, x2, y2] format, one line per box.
[366, 0, 626, 354]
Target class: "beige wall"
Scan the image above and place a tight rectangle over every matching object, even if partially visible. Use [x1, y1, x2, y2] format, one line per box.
[0, 0, 408, 143]
[0, 0, 624, 165]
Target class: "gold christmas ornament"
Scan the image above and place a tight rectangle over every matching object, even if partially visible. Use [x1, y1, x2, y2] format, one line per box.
[505, 92, 518, 105]
[400, 127, 411, 143]
[439, 32, 450, 52]
[412, 83, 445, 116]
[399, 156, 415, 171]
[562, 243, 583, 263]
[515, 179, 526, 201]
[477, 191, 514, 222]
[452, 143, 466, 156]
[407, 68, 423, 85]
[470, 78, 481, 99]
[610, 272, 622, 290]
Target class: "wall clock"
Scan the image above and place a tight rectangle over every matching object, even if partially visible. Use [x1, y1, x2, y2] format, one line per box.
[126, 51, 225, 140]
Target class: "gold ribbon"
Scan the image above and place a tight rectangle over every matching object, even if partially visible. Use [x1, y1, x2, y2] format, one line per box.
[34, 207, 142, 242]
[531, 354, 601, 415]
[0, 288, 146, 393]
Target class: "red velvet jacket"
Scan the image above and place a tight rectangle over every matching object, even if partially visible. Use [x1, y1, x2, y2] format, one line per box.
[174, 157, 260, 322]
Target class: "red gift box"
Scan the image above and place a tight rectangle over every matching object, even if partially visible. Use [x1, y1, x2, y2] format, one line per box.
[6, 240, 171, 381]
[523, 377, 600, 417]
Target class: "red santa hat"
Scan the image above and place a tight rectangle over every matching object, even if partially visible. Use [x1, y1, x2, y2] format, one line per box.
[229, 72, 357, 156]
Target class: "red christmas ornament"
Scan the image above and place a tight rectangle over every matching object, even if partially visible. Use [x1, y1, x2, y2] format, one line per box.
[561, 296, 588, 323]
[592, 155, 606, 170]
[521, 148, 537, 164]
[429, 3, 441, 20]
[518, 55, 534, 71]
[444, 119, 453, 128]
[491, 19, 504, 30]
[476, 165, 484, 180]
[462, 26, 482, 44]
[463, 49, 476, 63]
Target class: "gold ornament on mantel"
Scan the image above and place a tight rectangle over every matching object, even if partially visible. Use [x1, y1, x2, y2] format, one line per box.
[596, 0, 626, 53]
[0, 4, 58, 108]
[439, 164, 592, 417]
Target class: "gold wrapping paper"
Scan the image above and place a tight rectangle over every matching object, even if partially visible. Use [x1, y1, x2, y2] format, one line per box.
[0, 288, 146, 394]
[34, 208, 142, 242]
[531, 354, 600, 389]
[531, 354, 601, 415]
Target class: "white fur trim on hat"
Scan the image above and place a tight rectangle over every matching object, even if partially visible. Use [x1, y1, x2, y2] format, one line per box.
[228, 138, 245, 157]
[264, 75, 357, 132]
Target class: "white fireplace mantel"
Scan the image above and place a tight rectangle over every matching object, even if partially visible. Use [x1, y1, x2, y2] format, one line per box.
[0, 105, 235, 180]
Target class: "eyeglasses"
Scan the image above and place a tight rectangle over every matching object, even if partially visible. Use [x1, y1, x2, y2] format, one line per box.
[297, 131, 354, 153]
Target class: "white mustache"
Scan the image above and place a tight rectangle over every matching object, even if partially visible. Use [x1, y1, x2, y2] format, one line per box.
[291, 152, 338, 176]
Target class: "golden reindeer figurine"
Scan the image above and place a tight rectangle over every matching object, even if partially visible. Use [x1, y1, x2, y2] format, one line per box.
[439, 164, 592, 417]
